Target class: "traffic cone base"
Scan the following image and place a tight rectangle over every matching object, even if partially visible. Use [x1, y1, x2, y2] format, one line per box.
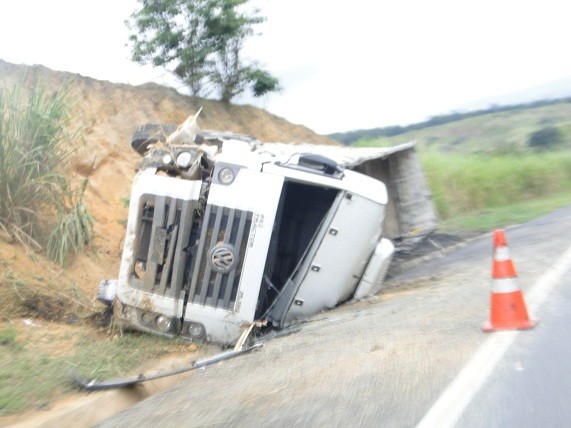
[482, 319, 538, 333]
[482, 290, 539, 332]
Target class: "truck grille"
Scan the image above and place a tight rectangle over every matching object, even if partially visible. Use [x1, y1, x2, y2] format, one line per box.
[187, 205, 252, 311]
[136, 195, 195, 300]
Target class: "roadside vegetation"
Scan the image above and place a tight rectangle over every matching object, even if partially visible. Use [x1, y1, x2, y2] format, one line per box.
[0, 255, 207, 417]
[0, 80, 217, 418]
[354, 102, 571, 231]
[421, 152, 571, 230]
[0, 82, 92, 265]
[0, 81, 90, 416]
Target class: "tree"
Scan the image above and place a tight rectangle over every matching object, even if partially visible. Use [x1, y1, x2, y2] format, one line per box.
[127, 0, 280, 103]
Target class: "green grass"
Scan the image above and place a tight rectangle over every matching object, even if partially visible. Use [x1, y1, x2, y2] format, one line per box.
[46, 182, 94, 266]
[0, 267, 198, 415]
[0, 326, 17, 346]
[0, 329, 194, 415]
[70, 332, 187, 380]
[0, 342, 66, 414]
[438, 190, 571, 231]
[420, 151, 571, 220]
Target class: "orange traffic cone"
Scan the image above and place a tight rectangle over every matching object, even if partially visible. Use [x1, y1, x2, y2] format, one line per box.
[482, 229, 538, 332]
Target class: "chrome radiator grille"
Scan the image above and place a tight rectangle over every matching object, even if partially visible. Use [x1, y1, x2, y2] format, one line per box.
[187, 204, 253, 310]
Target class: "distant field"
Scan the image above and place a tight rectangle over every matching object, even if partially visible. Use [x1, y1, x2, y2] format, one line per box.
[421, 152, 571, 219]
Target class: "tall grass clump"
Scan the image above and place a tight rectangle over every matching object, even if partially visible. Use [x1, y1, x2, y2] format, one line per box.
[0, 82, 92, 265]
[422, 151, 571, 219]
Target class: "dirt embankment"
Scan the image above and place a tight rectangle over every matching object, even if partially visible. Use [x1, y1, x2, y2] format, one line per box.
[0, 59, 338, 323]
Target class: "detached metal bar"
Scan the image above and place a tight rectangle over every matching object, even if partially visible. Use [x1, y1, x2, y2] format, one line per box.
[72, 343, 263, 391]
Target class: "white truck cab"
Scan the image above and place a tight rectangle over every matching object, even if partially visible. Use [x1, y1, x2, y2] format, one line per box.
[103, 115, 394, 345]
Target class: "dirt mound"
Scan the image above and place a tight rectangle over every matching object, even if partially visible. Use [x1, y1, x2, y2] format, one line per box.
[0, 60, 337, 317]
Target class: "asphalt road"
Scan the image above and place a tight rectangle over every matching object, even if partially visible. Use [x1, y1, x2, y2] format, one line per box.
[457, 258, 571, 427]
[97, 205, 571, 428]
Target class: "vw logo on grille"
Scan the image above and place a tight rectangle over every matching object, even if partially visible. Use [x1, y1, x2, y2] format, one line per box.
[209, 244, 237, 274]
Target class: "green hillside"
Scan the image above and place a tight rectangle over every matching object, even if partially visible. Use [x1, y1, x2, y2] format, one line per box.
[328, 99, 571, 145]
[352, 101, 571, 154]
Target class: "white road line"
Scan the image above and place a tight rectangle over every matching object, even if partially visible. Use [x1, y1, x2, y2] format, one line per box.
[416, 242, 571, 428]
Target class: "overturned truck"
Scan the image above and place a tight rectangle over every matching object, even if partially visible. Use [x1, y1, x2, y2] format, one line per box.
[100, 112, 436, 345]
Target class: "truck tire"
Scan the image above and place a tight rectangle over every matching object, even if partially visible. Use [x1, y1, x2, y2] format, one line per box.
[131, 123, 177, 156]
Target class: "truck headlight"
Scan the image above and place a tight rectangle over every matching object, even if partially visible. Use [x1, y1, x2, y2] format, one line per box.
[187, 322, 205, 338]
[162, 154, 173, 165]
[141, 311, 155, 325]
[155, 315, 172, 333]
[176, 151, 193, 168]
[218, 167, 235, 185]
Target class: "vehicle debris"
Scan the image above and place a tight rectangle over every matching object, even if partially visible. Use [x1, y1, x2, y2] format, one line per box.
[73, 343, 263, 391]
[97, 110, 436, 345]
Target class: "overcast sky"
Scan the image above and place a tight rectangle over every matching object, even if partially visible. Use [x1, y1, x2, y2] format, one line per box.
[1, 0, 570, 134]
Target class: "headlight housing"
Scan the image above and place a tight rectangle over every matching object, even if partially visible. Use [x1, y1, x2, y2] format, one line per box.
[176, 151, 194, 168]
[187, 322, 205, 338]
[162, 154, 173, 165]
[218, 167, 236, 185]
[155, 315, 172, 333]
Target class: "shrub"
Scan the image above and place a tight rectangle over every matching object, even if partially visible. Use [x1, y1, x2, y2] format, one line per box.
[527, 126, 563, 151]
[0, 82, 93, 265]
